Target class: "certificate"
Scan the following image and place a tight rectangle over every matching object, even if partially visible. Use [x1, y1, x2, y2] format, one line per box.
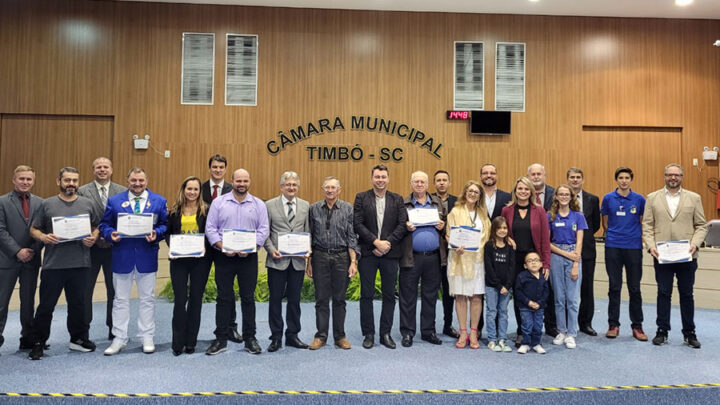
[278, 232, 311, 256]
[117, 213, 154, 237]
[656, 240, 692, 264]
[52, 214, 91, 242]
[407, 207, 440, 226]
[448, 225, 482, 251]
[222, 229, 257, 253]
[168, 234, 206, 259]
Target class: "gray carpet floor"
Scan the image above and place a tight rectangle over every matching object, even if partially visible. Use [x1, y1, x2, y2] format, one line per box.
[1, 298, 719, 395]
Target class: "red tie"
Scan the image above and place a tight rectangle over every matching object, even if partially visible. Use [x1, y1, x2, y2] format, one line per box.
[21, 193, 30, 220]
[536, 193, 541, 206]
[212, 185, 218, 200]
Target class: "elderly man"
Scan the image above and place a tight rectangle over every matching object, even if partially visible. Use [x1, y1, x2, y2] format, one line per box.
[307, 176, 358, 350]
[643, 164, 707, 348]
[263, 171, 310, 352]
[399, 171, 446, 347]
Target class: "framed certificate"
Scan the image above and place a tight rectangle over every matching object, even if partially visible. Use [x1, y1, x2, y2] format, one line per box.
[448, 225, 482, 251]
[222, 229, 257, 253]
[169, 234, 206, 259]
[278, 232, 311, 256]
[407, 207, 440, 226]
[117, 213, 154, 237]
[52, 214, 91, 242]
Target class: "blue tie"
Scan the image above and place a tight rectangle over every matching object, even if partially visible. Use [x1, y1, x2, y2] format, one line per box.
[133, 197, 141, 214]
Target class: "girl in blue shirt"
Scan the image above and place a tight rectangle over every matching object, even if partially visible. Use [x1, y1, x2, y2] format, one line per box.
[547, 185, 587, 349]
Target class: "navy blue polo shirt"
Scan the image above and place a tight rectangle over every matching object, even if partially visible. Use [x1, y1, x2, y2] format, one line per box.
[411, 196, 440, 252]
[600, 189, 645, 249]
[548, 210, 588, 245]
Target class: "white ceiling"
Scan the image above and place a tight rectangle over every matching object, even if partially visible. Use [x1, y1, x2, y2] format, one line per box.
[122, 0, 720, 19]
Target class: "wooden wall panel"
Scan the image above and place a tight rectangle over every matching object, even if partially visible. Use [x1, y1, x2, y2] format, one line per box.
[0, 0, 718, 220]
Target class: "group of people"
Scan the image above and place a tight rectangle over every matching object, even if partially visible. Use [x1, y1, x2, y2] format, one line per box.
[0, 156, 708, 360]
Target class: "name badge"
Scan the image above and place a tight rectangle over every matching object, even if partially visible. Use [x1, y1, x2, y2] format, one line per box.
[616, 211, 626, 216]
[554, 222, 565, 227]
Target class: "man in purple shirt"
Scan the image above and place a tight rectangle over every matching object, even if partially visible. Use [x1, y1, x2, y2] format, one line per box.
[204, 169, 269, 355]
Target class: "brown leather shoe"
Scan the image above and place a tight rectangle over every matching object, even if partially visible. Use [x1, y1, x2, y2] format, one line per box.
[334, 338, 351, 350]
[605, 326, 619, 338]
[308, 338, 326, 350]
[632, 327, 648, 341]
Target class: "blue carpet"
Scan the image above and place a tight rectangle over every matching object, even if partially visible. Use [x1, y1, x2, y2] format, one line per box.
[1, 298, 718, 398]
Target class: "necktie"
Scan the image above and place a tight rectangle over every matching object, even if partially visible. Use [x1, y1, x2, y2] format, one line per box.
[21, 193, 30, 220]
[100, 186, 107, 207]
[287, 201, 295, 224]
[212, 185, 218, 200]
[133, 197, 141, 214]
[536, 193, 542, 206]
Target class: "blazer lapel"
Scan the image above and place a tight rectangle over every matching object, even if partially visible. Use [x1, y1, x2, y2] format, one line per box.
[10, 193, 25, 221]
[659, 192, 672, 219]
[672, 191, 688, 221]
[278, 198, 290, 228]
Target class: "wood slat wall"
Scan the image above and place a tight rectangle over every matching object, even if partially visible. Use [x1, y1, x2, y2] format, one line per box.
[1, 0, 719, 220]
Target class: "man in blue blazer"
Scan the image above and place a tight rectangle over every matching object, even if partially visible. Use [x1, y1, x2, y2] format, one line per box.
[99, 168, 167, 356]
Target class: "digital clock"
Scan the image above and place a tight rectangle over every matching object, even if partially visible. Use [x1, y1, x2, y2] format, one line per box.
[446, 110, 470, 120]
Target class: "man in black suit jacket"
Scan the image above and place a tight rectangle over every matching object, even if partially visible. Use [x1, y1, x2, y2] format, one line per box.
[481, 164, 512, 220]
[0, 165, 43, 349]
[354, 164, 407, 350]
[432, 170, 458, 338]
[567, 167, 601, 336]
[200, 154, 240, 343]
[527, 163, 557, 337]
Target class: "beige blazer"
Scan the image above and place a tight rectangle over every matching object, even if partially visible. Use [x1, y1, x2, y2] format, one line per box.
[642, 188, 708, 259]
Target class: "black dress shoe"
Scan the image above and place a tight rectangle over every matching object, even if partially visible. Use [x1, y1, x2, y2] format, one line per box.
[244, 338, 262, 354]
[380, 333, 396, 349]
[205, 340, 227, 355]
[580, 325, 598, 336]
[421, 333, 443, 345]
[443, 327, 460, 339]
[401, 335, 413, 347]
[29, 342, 44, 360]
[362, 334, 374, 349]
[285, 335, 309, 349]
[545, 327, 559, 338]
[20, 340, 49, 350]
[228, 326, 244, 343]
[267, 339, 282, 353]
[184, 347, 195, 354]
[172, 349, 183, 356]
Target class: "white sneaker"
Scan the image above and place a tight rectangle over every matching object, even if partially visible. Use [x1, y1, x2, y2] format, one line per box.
[552, 332, 566, 345]
[104, 340, 126, 356]
[564, 335, 577, 349]
[517, 344, 530, 354]
[488, 341, 501, 352]
[498, 339, 512, 352]
[533, 344, 546, 354]
[142, 337, 155, 354]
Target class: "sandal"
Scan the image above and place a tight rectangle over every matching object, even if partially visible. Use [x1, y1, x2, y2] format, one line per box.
[469, 328, 480, 349]
[456, 328, 468, 349]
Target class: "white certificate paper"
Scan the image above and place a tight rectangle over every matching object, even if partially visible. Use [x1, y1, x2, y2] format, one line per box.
[407, 207, 440, 226]
[169, 234, 206, 259]
[222, 229, 257, 253]
[52, 214, 91, 242]
[449, 225, 482, 251]
[117, 213, 154, 238]
[656, 240, 692, 264]
[278, 232, 311, 256]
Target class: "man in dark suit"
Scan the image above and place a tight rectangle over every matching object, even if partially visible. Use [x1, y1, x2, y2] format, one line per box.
[527, 163, 558, 337]
[432, 170, 458, 338]
[354, 164, 407, 349]
[77, 157, 126, 340]
[567, 167, 601, 336]
[480, 164, 512, 220]
[200, 154, 241, 344]
[0, 165, 43, 350]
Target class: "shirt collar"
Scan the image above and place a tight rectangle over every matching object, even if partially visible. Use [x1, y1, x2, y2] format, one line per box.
[281, 194, 295, 205]
[94, 181, 109, 191]
[664, 187, 682, 196]
[128, 190, 148, 201]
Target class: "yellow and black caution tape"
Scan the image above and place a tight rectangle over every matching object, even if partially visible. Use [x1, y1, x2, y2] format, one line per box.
[2, 383, 719, 397]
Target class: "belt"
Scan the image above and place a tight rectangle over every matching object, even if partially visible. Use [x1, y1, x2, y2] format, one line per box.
[313, 246, 348, 254]
[413, 250, 439, 256]
[553, 243, 576, 252]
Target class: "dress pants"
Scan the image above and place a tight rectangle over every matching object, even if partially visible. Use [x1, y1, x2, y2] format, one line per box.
[654, 259, 697, 335]
[399, 251, 440, 338]
[112, 269, 156, 343]
[578, 258, 596, 328]
[439, 264, 455, 329]
[605, 247, 643, 328]
[170, 256, 211, 351]
[31, 268, 88, 344]
[0, 264, 39, 346]
[311, 250, 350, 341]
[550, 248, 582, 337]
[358, 256, 399, 336]
[267, 264, 305, 340]
[213, 253, 258, 341]
[208, 249, 238, 333]
[85, 246, 115, 333]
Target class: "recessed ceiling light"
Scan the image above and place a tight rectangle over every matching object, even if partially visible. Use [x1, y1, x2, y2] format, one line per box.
[675, 0, 693, 6]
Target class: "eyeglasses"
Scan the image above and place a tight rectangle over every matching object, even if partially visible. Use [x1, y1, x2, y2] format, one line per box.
[556, 193, 572, 197]
[481, 171, 497, 176]
[466, 189, 481, 195]
[664, 174, 682, 178]
[525, 258, 541, 264]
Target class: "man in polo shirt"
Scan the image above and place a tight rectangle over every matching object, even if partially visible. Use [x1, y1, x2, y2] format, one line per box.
[204, 169, 269, 355]
[600, 167, 647, 341]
